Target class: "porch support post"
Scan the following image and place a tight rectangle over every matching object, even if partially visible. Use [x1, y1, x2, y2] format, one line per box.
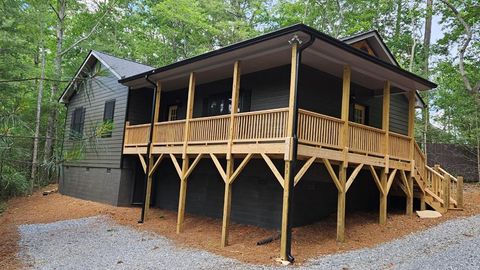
[177, 72, 196, 233]
[221, 60, 241, 247]
[406, 91, 415, 215]
[336, 65, 351, 242]
[380, 80, 390, 225]
[221, 159, 233, 247]
[177, 157, 189, 233]
[280, 39, 299, 263]
[142, 80, 161, 222]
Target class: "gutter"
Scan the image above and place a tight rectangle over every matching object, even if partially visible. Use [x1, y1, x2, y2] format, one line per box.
[285, 34, 315, 263]
[139, 74, 158, 223]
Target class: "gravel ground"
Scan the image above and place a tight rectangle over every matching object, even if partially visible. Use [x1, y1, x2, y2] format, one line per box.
[18, 215, 480, 270]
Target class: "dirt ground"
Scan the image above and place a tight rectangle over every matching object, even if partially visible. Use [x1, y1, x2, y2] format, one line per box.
[1, 183, 480, 269]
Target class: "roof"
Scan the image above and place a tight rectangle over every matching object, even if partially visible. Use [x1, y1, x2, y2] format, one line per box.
[119, 24, 436, 91]
[341, 30, 400, 66]
[59, 50, 154, 103]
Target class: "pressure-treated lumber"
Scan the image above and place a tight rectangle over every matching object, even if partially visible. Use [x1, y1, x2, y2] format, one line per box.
[210, 153, 227, 183]
[149, 154, 164, 177]
[341, 65, 351, 168]
[280, 160, 292, 260]
[323, 158, 343, 192]
[457, 176, 464, 208]
[169, 153, 183, 179]
[221, 158, 233, 247]
[227, 61, 241, 159]
[176, 157, 189, 233]
[369, 165, 385, 195]
[138, 153, 147, 173]
[382, 81, 390, 172]
[407, 172, 414, 214]
[345, 163, 364, 192]
[379, 168, 388, 225]
[183, 72, 196, 159]
[386, 168, 398, 194]
[230, 153, 253, 184]
[337, 164, 347, 242]
[261, 153, 284, 188]
[294, 156, 316, 186]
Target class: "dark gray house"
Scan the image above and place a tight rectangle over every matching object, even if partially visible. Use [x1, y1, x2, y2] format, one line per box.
[59, 50, 153, 206]
[59, 25, 460, 261]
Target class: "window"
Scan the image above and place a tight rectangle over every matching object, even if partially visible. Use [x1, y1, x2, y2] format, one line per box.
[353, 104, 366, 124]
[204, 91, 250, 116]
[168, 105, 178, 121]
[70, 107, 85, 139]
[102, 99, 115, 137]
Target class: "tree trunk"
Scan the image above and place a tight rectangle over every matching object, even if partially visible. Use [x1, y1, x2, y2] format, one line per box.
[43, 0, 65, 171]
[422, 0, 433, 156]
[31, 42, 46, 190]
[395, 0, 402, 39]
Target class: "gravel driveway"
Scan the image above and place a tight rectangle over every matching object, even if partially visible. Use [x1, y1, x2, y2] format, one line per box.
[18, 215, 480, 270]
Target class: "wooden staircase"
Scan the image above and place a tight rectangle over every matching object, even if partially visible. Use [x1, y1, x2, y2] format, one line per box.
[412, 142, 464, 214]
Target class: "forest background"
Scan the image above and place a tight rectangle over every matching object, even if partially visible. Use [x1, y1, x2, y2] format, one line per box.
[0, 0, 478, 205]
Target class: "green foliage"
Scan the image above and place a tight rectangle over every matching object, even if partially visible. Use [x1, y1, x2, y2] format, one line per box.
[1, 0, 479, 200]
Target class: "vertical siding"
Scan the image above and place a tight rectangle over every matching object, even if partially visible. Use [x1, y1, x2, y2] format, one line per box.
[63, 70, 128, 168]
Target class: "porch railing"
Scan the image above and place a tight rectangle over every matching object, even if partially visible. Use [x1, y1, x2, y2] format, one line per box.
[124, 123, 150, 146]
[154, 120, 185, 145]
[389, 132, 411, 160]
[298, 109, 343, 149]
[233, 108, 288, 142]
[124, 108, 417, 164]
[349, 122, 385, 156]
[189, 114, 230, 144]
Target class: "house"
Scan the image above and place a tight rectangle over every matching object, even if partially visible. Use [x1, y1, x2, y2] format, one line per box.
[59, 50, 154, 206]
[59, 25, 463, 262]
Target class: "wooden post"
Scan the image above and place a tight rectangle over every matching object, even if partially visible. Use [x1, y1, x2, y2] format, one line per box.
[443, 174, 451, 211]
[280, 160, 292, 260]
[457, 176, 464, 208]
[406, 172, 414, 215]
[177, 157, 189, 233]
[221, 61, 241, 247]
[337, 166, 346, 242]
[144, 81, 162, 221]
[341, 65, 351, 167]
[379, 81, 390, 225]
[406, 91, 415, 215]
[221, 159, 233, 247]
[336, 65, 350, 242]
[379, 168, 388, 224]
[177, 73, 195, 233]
[280, 41, 298, 262]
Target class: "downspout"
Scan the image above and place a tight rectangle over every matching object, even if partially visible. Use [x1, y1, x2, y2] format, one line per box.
[286, 34, 315, 262]
[139, 74, 158, 223]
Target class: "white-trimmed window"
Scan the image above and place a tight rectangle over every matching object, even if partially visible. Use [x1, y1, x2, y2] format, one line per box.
[168, 105, 178, 121]
[353, 104, 366, 124]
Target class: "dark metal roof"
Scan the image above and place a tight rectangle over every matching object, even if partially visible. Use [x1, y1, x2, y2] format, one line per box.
[119, 24, 436, 89]
[59, 50, 154, 103]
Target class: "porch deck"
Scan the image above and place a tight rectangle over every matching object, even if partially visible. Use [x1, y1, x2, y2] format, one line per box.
[123, 107, 412, 171]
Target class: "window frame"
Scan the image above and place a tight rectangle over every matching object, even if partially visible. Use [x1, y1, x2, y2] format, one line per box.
[70, 106, 85, 140]
[101, 99, 116, 138]
[167, 105, 178, 121]
[353, 103, 367, 125]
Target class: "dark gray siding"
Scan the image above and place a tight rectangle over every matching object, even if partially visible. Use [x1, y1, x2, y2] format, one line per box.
[59, 166, 132, 206]
[63, 69, 128, 168]
[146, 157, 380, 229]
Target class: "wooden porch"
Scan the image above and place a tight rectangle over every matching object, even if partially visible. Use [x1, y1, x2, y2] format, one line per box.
[121, 41, 460, 261]
[124, 107, 413, 172]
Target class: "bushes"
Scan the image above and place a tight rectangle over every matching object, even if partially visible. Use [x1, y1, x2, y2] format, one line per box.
[0, 165, 30, 199]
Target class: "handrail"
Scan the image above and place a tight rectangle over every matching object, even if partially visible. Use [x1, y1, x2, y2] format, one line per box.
[349, 121, 386, 133]
[426, 165, 445, 180]
[437, 166, 457, 182]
